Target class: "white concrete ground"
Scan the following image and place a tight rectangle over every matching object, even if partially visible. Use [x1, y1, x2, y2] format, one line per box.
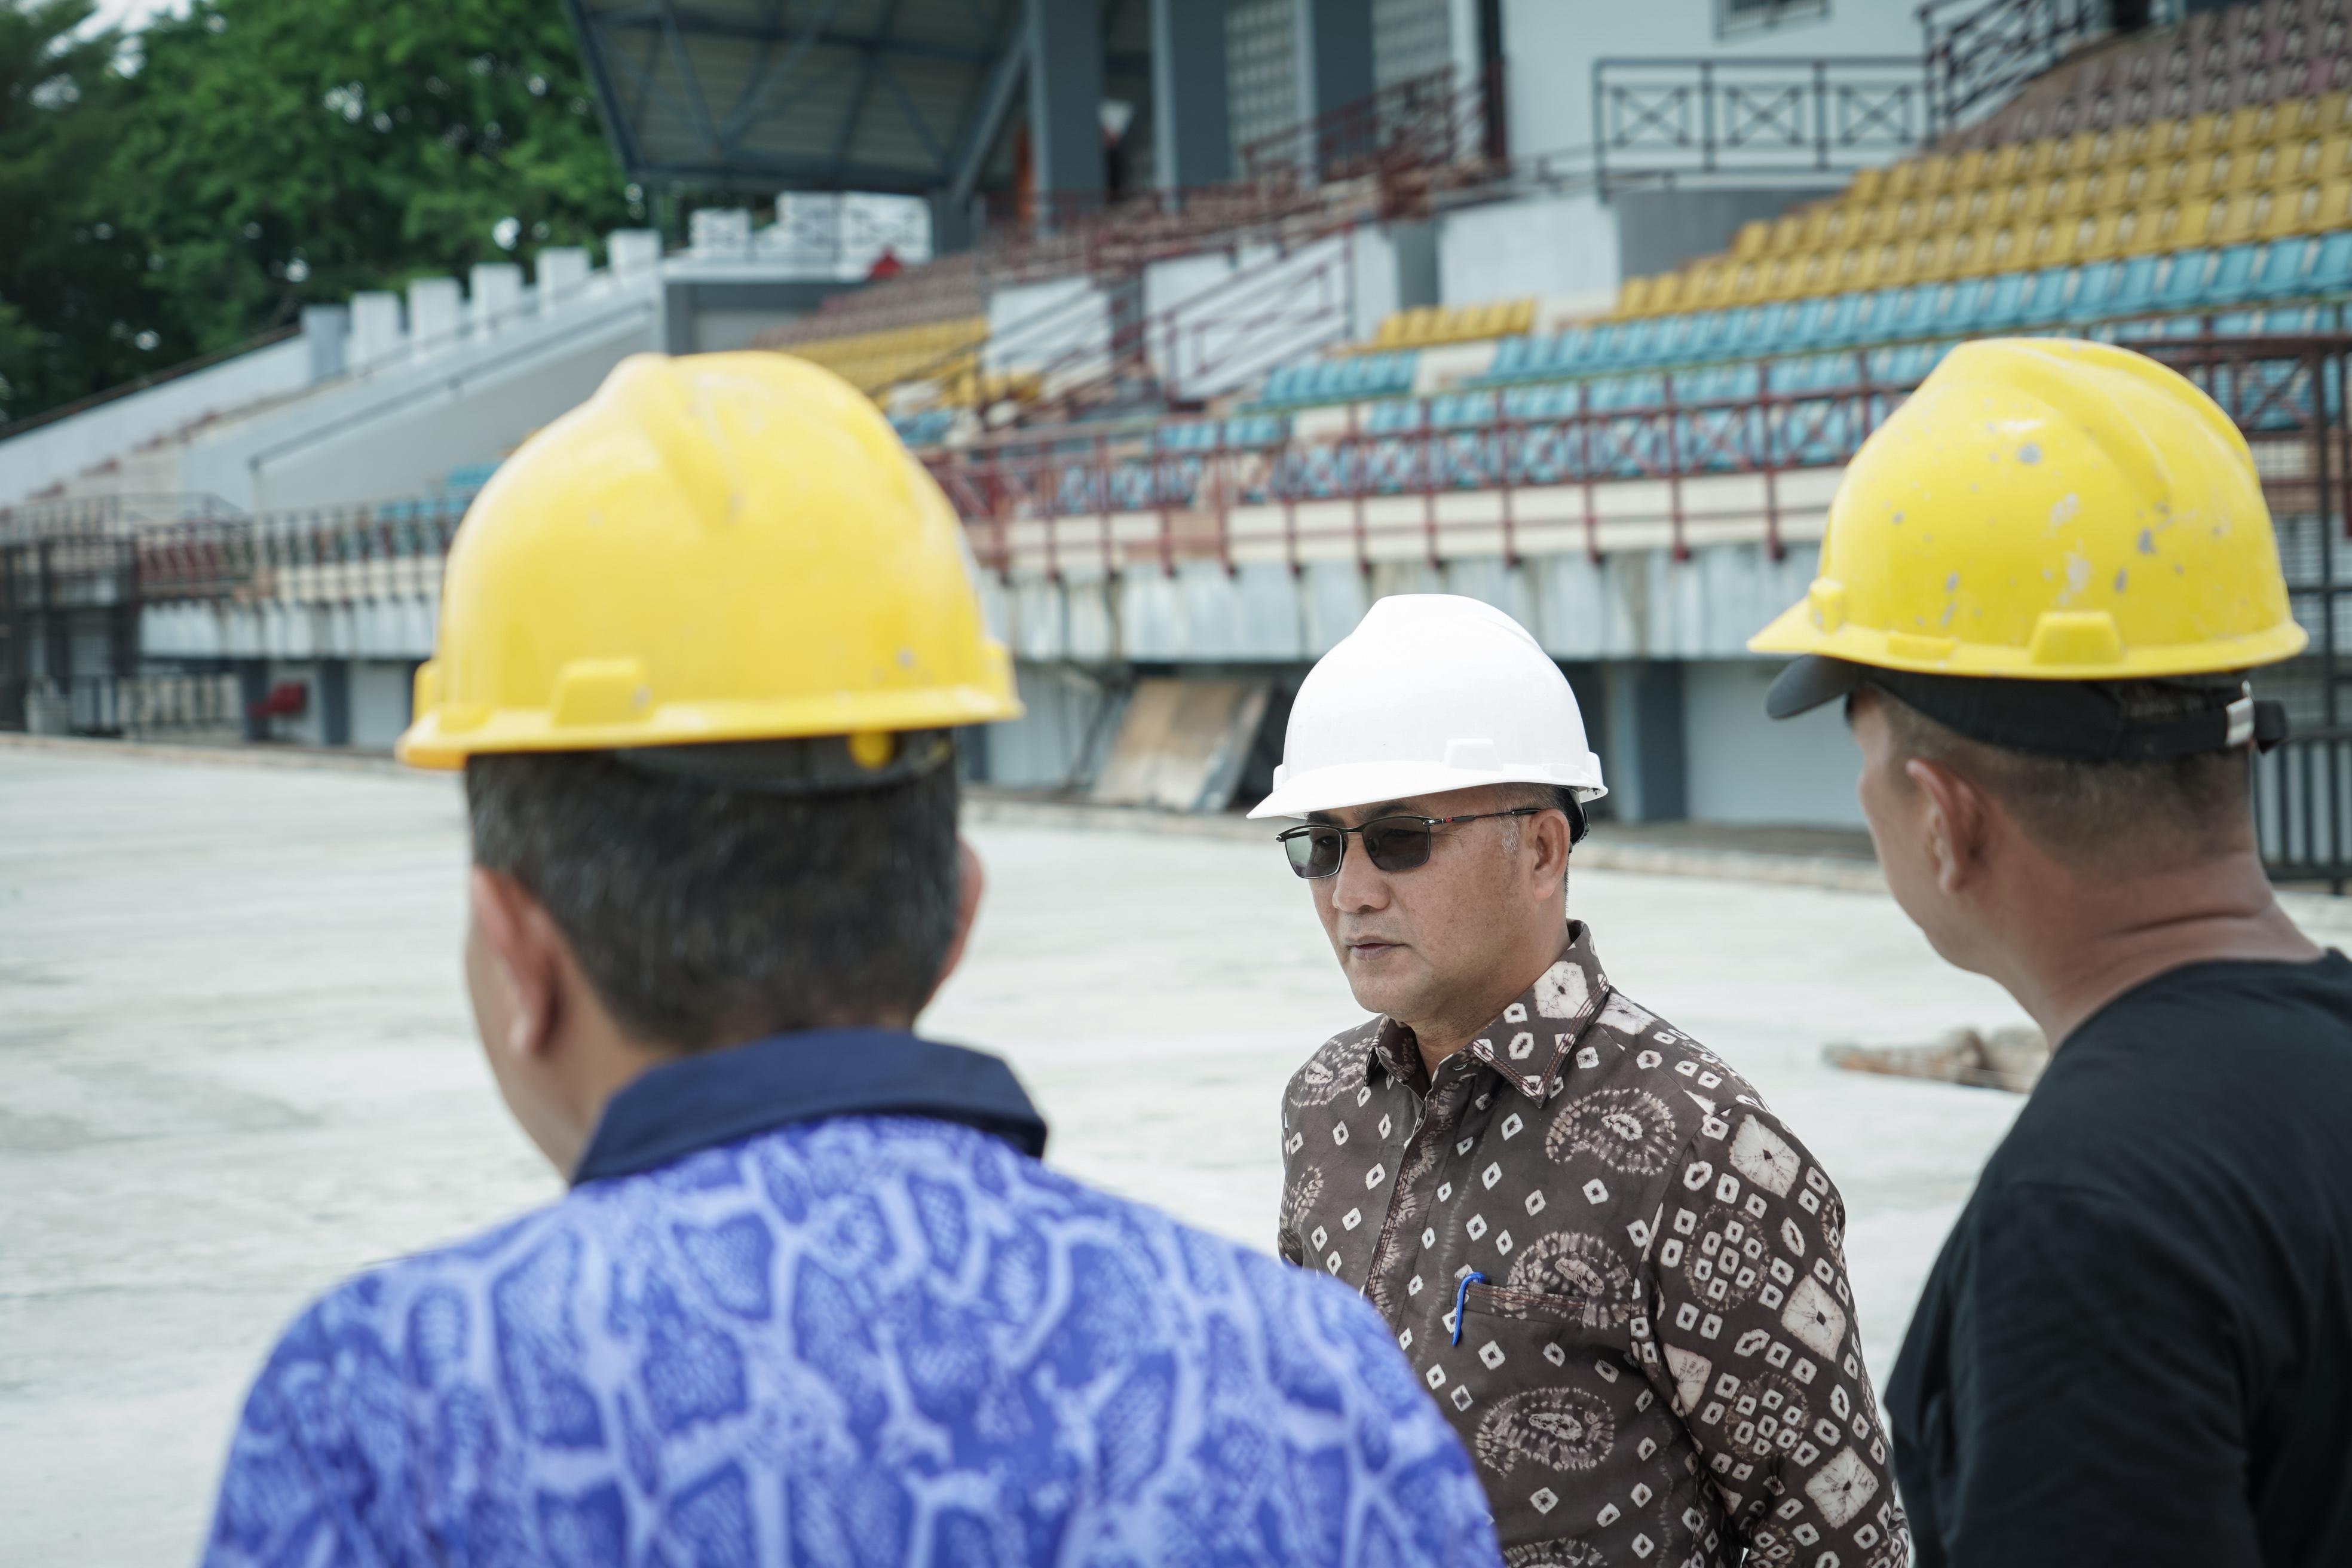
[7, 743, 2334, 1565]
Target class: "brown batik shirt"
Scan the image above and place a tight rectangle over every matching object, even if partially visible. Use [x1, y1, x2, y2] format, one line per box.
[1278, 923, 1907, 1568]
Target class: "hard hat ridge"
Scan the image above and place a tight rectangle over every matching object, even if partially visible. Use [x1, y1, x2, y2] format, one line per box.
[396, 351, 1021, 771]
[1750, 336, 2305, 685]
[1248, 594, 1606, 820]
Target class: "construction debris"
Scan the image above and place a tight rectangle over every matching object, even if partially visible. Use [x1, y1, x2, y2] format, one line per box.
[1825, 1026, 2051, 1095]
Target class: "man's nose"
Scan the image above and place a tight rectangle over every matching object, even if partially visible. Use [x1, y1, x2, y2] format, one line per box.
[1325, 838, 1391, 911]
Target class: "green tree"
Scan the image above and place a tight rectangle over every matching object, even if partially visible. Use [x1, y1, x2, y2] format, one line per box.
[107, 0, 636, 354]
[0, 0, 154, 425]
[1, 0, 639, 424]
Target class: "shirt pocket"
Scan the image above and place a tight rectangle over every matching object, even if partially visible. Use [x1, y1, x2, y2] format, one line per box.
[1462, 1280, 1628, 1333]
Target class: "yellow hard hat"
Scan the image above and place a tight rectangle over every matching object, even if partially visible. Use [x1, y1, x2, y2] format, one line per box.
[397, 351, 1020, 770]
[1750, 336, 2306, 680]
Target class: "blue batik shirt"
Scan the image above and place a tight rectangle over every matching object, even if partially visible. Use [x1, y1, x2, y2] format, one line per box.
[202, 1028, 1502, 1567]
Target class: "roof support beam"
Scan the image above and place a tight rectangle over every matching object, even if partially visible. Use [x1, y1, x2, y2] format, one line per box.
[948, 29, 1027, 207]
[1025, 0, 1103, 204]
[1150, 0, 1230, 190]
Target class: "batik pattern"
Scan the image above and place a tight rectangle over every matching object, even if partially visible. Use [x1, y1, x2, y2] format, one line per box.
[1278, 923, 1906, 1567]
[206, 1116, 1502, 1567]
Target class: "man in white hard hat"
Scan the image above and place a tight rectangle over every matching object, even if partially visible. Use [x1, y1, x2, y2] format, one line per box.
[1263, 595, 1906, 1567]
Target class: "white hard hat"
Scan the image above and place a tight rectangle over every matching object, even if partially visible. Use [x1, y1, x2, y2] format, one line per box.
[1247, 595, 1606, 820]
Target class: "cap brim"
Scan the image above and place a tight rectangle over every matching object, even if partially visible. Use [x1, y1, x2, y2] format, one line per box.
[1764, 656, 1868, 720]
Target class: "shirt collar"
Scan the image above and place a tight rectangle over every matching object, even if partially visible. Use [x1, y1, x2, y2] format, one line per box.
[1367, 921, 1613, 1102]
[571, 1027, 1049, 1186]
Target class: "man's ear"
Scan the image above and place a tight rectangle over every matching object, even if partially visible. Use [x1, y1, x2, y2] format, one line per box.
[1529, 804, 1573, 892]
[1907, 757, 1988, 895]
[468, 867, 568, 1060]
[920, 839, 987, 1010]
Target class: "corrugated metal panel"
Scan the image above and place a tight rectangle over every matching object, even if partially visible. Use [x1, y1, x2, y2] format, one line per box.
[1226, 0, 1298, 161]
[1373, 0, 1454, 90]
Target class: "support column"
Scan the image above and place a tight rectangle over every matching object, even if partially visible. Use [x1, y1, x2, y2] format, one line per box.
[319, 659, 352, 747]
[1025, 0, 1104, 209]
[1601, 660, 1688, 823]
[237, 659, 270, 743]
[1296, 0, 1374, 174]
[1150, 0, 1230, 191]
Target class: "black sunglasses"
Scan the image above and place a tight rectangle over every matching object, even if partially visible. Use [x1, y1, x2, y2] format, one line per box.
[1278, 807, 1546, 879]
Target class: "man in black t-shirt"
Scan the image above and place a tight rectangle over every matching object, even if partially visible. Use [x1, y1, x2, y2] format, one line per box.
[1753, 338, 2352, 1564]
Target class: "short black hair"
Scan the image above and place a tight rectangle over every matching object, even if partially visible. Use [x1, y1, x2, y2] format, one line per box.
[464, 750, 960, 1051]
[1871, 681, 2251, 871]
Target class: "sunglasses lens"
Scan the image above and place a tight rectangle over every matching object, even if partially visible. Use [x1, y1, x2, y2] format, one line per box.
[1362, 819, 1434, 872]
[1283, 827, 1346, 878]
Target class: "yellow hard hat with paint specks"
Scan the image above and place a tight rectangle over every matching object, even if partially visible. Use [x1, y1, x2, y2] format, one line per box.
[397, 351, 1020, 769]
[1749, 336, 2307, 679]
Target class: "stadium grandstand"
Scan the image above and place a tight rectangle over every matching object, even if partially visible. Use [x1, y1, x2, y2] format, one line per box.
[11, 0, 2352, 881]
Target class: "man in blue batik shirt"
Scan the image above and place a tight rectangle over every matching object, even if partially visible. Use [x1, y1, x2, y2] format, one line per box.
[198, 353, 1502, 1568]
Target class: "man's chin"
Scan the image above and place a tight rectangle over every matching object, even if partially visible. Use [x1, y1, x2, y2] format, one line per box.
[1340, 951, 1420, 1018]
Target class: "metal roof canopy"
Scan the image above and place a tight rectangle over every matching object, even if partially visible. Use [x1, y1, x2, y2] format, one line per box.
[565, 0, 1152, 198]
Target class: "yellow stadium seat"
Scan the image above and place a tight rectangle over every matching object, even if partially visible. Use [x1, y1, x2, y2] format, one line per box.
[1926, 191, 1962, 232]
[1971, 226, 2024, 277]
[1793, 250, 1841, 298]
[1846, 201, 1885, 243]
[1915, 154, 1955, 196]
[2029, 218, 2082, 270]
[1728, 259, 1770, 305]
[2019, 177, 2065, 223]
[2261, 185, 2315, 240]
[1875, 241, 1923, 289]
[1647, 272, 1689, 316]
[1989, 141, 2032, 184]
[1502, 298, 1536, 335]
[1615, 276, 1655, 318]
[2057, 171, 2100, 216]
[2185, 112, 2225, 158]
[1767, 214, 1806, 255]
[2223, 105, 2268, 152]
[1796, 206, 1838, 252]
[2318, 92, 2352, 136]
[1921, 232, 1971, 284]
[1950, 148, 1992, 191]
[2175, 154, 2221, 200]
[2296, 135, 2342, 183]
[2220, 149, 2267, 194]
[1848, 166, 1886, 204]
[2121, 203, 2172, 255]
[2026, 139, 2066, 180]
[1882, 160, 1921, 201]
[2176, 197, 2222, 249]
[2122, 120, 2166, 163]
[1732, 220, 1773, 261]
[1760, 254, 1806, 301]
[2115, 160, 2157, 208]
[2079, 208, 2130, 262]
[2311, 179, 2352, 234]
[2210, 192, 2262, 247]
[2062, 130, 2099, 172]
[1687, 261, 1734, 310]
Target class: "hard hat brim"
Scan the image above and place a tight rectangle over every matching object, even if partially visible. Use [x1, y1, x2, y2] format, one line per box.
[1764, 655, 1869, 720]
[1247, 759, 1607, 820]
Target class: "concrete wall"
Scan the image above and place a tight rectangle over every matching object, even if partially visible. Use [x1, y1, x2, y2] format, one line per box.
[349, 660, 414, 752]
[1142, 235, 1355, 400]
[1682, 657, 1867, 828]
[0, 336, 313, 507]
[980, 661, 1127, 788]
[1437, 192, 1621, 308]
[1498, 0, 1924, 162]
[234, 308, 657, 510]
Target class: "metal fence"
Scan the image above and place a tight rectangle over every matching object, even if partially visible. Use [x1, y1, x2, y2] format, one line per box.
[1591, 57, 1940, 188]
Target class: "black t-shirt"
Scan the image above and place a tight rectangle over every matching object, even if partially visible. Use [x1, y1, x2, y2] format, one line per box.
[1889, 953, 2352, 1567]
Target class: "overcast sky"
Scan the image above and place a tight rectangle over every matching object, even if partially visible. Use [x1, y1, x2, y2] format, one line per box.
[78, 0, 188, 38]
